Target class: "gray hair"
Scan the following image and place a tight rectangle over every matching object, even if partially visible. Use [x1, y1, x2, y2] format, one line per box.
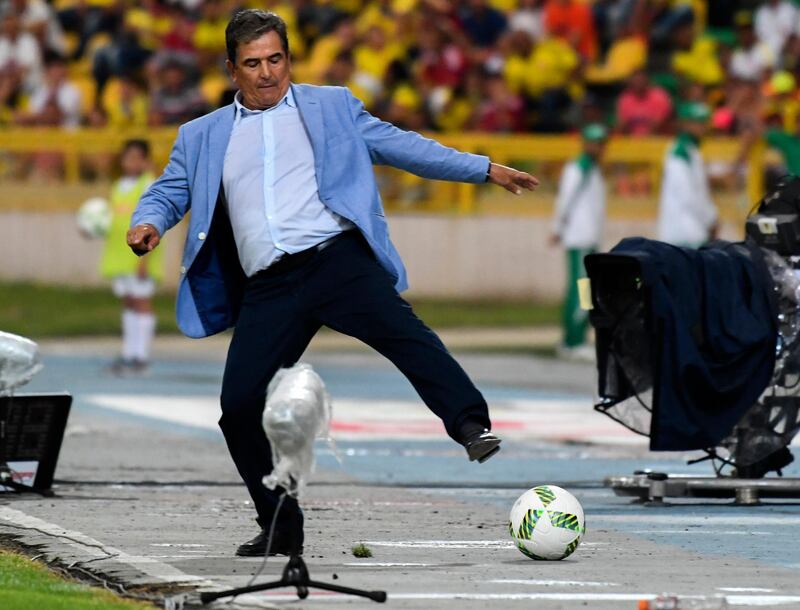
[225, 9, 289, 64]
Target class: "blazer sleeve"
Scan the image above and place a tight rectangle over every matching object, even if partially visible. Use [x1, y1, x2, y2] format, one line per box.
[343, 88, 490, 183]
[131, 125, 192, 236]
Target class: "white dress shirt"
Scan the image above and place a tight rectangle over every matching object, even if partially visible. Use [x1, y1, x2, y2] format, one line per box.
[222, 88, 354, 277]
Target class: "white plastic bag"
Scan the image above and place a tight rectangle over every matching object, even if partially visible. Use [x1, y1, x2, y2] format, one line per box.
[262, 363, 332, 498]
[0, 331, 42, 395]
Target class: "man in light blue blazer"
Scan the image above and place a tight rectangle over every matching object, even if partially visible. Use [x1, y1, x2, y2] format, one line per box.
[127, 10, 538, 557]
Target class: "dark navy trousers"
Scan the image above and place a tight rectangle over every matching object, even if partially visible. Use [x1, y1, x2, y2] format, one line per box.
[218, 232, 490, 539]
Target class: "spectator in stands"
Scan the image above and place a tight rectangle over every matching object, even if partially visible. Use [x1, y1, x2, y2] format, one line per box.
[647, 0, 695, 47]
[415, 23, 469, 91]
[508, 0, 545, 42]
[148, 58, 207, 125]
[14, 52, 81, 180]
[670, 16, 724, 86]
[616, 68, 673, 136]
[295, 15, 357, 83]
[106, 72, 149, 129]
[729, 10, 775, 83]
[91, 21, 152, 98]
[473, 71, 525, 132]
[584, 21, 647, 88]
[57, 0, 122, 60]
[161, 3, 196, 57]
[16, 51, 81, 128]
[0, 9, 43, 104]
[194, 0, 230, 71]
[100, 139, 162, 376]
[544, 0, 598, 61]
[737, 73, 800, 182]
[550, 123, 608, 361]
[353, 25, 405, 97]
[323, 50, 374, 107]
[460, 0, 509, 49]
[657, 102, 718, 248]
[754, 0, 798, 57]
[7, 0, 66, 55]
[500, 28, 533, 97]
[525, 33, 580, 132]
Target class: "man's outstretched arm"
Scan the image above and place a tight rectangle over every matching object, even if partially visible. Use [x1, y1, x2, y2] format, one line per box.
[127, 126, 192, 255]
[344, 88, 538, 193]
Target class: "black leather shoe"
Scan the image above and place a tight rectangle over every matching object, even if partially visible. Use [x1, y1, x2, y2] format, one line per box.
[463, 429, 502, 463]
[236, 529, 303, 557]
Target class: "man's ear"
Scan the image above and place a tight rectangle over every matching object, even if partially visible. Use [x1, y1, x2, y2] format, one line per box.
[225, 59, 236, 83]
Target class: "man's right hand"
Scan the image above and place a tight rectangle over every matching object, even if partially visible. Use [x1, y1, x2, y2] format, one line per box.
[127, 224, 161, 256]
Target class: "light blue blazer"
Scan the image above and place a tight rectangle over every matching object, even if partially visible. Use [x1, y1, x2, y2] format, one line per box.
[132, 84, 490, 338]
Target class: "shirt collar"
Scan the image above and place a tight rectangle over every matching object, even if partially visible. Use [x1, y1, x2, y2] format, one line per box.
[234, 86, 295, 119]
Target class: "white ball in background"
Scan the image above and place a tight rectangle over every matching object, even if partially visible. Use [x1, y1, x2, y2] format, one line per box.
[508, 485, 585, 560]
[76, 197, 112, 239]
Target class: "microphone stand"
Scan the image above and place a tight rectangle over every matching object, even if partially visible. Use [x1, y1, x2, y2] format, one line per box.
[199, 553, 387, 604]
[200, 478, 386, 604]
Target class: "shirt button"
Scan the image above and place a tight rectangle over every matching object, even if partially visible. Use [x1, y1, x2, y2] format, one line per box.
[198, 231, 206, 240]
[180, 265, 186, 274]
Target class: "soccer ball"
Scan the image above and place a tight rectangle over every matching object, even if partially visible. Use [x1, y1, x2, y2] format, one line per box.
[508, 485, 585, 560]
[76, 197, 112, 239]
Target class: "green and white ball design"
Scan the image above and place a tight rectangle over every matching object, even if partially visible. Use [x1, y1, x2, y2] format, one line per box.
[76, 197, 112, 239]
[509, 485, 585, 560]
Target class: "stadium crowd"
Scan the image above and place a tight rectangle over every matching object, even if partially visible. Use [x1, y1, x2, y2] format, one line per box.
[0, 0, 794, 139]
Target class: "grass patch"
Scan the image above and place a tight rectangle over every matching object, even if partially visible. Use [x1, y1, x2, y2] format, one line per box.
[407, 298, 559, 328]
[350, 543, 373, 558]
[0, 282, 179, 338]
[0, 281, 559, 339]
[0, 549, 153, 610]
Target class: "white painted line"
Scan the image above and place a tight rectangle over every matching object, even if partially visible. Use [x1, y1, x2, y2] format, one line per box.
[364, 539, 514, 549]
[720, 588, 776, 593]
[0, 507, 209, 585]
[343, 562, 433, 567]
[489, 579, 620, 587]
[629, 530, 774, 536]
[594, 515, 800, 526]
[150, 543, 211, 548]
[236, 592, 800, 605]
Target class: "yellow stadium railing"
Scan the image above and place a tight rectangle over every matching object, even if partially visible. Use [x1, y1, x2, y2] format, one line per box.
[0, 129, 766, 221]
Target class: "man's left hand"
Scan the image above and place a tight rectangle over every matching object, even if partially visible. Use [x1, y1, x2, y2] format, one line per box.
[487, 163, 539, 195]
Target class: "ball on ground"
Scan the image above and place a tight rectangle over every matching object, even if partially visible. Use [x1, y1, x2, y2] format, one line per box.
[508, 485, 585, 560]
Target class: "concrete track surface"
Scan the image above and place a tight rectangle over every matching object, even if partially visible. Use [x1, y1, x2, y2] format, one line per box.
[2, 335, 800, 610]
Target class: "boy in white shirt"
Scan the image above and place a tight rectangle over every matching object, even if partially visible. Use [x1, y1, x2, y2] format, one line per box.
[551, 123, 608, 359]
[657, 102, 718, 248]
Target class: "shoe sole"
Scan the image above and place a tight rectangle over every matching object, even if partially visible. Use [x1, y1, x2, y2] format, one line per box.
[468, 438, 502, 463]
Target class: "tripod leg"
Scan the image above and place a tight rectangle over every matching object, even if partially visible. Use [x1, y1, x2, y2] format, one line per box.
[307, 579, 387, 603]
[199, 580, 287, 604]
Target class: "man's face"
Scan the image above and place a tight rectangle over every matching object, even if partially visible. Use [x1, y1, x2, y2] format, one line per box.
[226, 30, 291, 110]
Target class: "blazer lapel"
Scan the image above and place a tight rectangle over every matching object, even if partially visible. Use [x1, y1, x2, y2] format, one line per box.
[206, 104, 235, 215]
[292, 84, 325, 184]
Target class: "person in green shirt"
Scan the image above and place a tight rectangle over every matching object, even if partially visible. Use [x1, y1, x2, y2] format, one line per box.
[737, 74, 800, 180]
[763, 127, 800, 175]
[100, 140, 163, 374]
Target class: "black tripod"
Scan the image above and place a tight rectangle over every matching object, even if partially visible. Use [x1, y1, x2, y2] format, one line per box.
[200, 484, 385, 604]
[199, 553, 387, 604]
